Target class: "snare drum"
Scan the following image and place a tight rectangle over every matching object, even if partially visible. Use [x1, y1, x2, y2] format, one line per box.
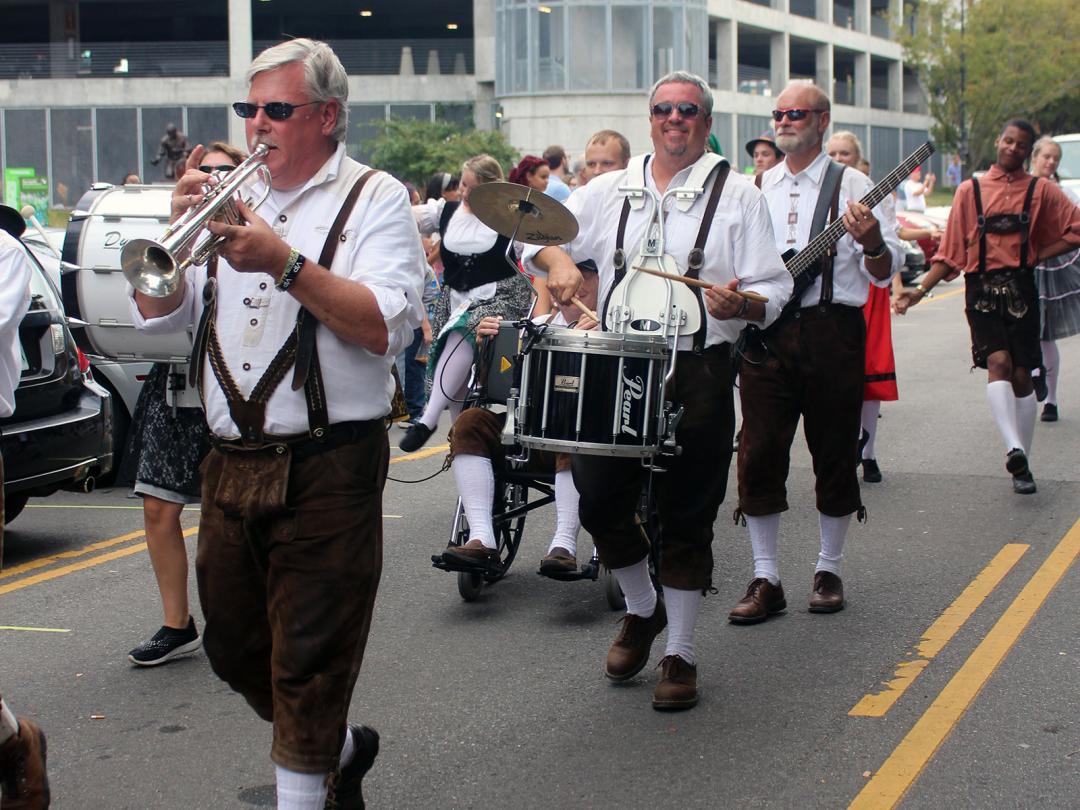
[516, 328, 670, 457]
[60, 183, 194, 362]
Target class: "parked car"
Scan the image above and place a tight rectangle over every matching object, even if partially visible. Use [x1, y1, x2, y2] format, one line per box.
[1054, 133, 1080, 197]
[0, 208, 113, 526]
[21, 224, 149, 485]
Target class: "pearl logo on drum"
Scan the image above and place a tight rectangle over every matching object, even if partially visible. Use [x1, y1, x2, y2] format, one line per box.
[620, 374, 645, 437]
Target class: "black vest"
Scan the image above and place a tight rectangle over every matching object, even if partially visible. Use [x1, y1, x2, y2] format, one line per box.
[439, 200, 518, 293]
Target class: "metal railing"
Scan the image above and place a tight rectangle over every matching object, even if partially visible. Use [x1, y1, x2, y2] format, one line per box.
[0, 38, 473, 80]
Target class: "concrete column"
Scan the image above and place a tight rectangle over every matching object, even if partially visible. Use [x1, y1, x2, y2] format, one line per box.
[855, 0, 870, 33]
[855, 50, 869, 108]
[816, 42, 833, 98]
[770, 31, 789, 97]
[887, 58, 901, 111]
[714, 19, 736, 92]
[818, 0, 831, 25]
[227, 0, 252, 150]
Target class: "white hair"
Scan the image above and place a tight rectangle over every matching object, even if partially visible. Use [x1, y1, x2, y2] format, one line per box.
[246, 38, 350, 143]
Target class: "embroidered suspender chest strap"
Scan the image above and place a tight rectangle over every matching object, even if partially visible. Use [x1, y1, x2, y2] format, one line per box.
[972, 176, 1040, 272]
[198, 168, 379, 445]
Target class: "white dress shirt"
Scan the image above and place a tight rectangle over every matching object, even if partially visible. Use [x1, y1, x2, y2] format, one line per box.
[130, 144, 425, 438]
[0, 232, 32, 418]
[523, 153, 793, 349]
[760, 151, 903, 309]
[414, 198, 498, 255]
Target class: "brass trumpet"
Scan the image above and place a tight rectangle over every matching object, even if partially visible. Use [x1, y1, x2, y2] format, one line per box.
[121, 143, 272, 297]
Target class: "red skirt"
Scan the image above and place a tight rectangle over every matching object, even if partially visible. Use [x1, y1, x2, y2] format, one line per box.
[863, 284, 898, 401]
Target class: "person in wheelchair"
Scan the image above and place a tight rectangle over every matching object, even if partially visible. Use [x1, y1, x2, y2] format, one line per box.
[440, 264, 600, 576]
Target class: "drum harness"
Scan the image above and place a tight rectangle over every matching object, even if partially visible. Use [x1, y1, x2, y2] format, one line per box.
[188, 169, 385, 461]
[968, 175, 1040, 319]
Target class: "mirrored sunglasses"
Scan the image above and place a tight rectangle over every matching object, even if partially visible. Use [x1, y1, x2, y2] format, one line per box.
[232, 100, 320, 121]
[771, 108, 820, 122]
[650, 102, 702, 119]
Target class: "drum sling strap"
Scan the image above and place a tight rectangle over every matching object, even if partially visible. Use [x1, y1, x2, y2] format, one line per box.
[189, 169, 378, 446]
[969, 175, 1039, 318]
[607, 159, 730, 353]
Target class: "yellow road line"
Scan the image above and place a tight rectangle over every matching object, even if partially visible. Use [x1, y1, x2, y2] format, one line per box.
[0, 529, 147, 580]
[850, 543, 1028, 717]
[850, 518, 1080, 809]
[0, 625, 70, 633]
[390, 443, 449, 464]
[25, 504, 201, 511]
[0, 528, 199, 596]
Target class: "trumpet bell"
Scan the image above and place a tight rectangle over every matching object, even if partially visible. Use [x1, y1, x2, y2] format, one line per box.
[121, 238, 183, 298]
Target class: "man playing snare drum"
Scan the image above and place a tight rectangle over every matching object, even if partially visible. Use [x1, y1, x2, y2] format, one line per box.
[532, 71, 791, 710]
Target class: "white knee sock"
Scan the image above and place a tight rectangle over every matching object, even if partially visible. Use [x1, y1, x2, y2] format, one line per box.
[339, 725, 355, 768]
[276, 767, 328, 810]
[1016, 392, 1037, 457]
[861, 401, 881, 459]
[817, 512, 852, 576]
[987, 380, 1023, 451]
[452, 455, 497, 549]
[549, 469, 580, 555]
[613, 557, 656, 618]
[1042, 340, 1060, 405]
[746, 513, 781, 585]
[662, 586, 701, 666]
[0, 698, 18, 745]
[420, 331, 472, 431]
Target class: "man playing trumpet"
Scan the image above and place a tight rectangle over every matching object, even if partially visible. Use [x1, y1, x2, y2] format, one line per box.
[129, 38, 424, 810]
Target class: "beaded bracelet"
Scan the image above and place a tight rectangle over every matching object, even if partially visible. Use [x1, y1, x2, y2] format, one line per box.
[276, 248, 306, 291]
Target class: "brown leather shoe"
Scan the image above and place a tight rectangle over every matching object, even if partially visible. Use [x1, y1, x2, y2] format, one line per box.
[808, 570, 845, 613]
[604, 599, 667, 681]
[0, 717, 50, 810]
[728, 578, 787, 624]
[538, 546, 577, 576]
[442, 539, 500, 567]
[652, 655, 698, 711]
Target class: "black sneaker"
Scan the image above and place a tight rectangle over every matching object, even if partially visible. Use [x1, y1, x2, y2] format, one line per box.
[1041, 403, 1058, 422]
[1012, 471, 1037, 495]
[1005, 448, 1029, 477]
[398, 422, 433, 453]
[325, 724, 379, 810]
[128, 616, 201, 666]
[861, 458, 882, 483]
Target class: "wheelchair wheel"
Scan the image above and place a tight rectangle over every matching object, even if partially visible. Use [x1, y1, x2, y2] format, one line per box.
[485, 480, 528, 583]
[458, 570, 484, 601]
[602, 566, 626, 611]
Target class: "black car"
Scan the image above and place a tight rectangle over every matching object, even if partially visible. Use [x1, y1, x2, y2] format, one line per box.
[0, 206, 112, 527]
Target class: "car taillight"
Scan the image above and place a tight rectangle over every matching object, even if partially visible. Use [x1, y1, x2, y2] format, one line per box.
[76, 347, 91, 375]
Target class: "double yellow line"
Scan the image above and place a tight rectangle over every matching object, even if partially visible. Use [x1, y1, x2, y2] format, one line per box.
[849, 517, 1080, 808]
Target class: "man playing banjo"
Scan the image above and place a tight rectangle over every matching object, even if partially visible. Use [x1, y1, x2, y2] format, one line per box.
[536, 71, 791, 711]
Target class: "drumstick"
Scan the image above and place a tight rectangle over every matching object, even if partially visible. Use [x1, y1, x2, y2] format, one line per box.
[571, 296, 599, 323]
[634, 265, 769, 302]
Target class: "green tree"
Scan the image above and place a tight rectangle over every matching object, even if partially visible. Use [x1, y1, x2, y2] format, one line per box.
[365, 118, 519, 188]
[900, 0, 1080, 173]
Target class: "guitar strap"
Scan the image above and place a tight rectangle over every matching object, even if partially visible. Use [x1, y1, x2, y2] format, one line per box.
[810, 160, 846, 306]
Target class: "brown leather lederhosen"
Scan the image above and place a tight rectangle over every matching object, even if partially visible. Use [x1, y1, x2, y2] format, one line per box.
[963, 175, 1042, 369]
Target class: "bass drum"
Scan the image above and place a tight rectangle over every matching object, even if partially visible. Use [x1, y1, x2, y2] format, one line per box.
[60, 183, 194, 363]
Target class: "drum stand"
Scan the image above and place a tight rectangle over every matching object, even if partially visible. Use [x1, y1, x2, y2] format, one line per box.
[605, 184, 700, 470]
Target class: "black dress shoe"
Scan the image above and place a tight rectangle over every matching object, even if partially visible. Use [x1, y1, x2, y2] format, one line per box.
[1033, 367, 1048, 402]
[398, 422, 433, 453]
[326, 724, 379, 809]
[1041, 403, 1058, 422]
[1005, 448, 1029, 477]
[861, 458, 882, 483]
[1012, 471, 1037, 494]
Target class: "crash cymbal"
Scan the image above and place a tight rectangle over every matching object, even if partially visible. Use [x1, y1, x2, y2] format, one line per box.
[467, 181, 578, 246]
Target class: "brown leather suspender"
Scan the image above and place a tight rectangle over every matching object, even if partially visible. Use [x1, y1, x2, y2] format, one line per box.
[196, 169, 380, 445]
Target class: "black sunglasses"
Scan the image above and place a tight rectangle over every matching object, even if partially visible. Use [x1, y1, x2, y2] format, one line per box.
[199, 164, 236, 174]
[771, 108, 821, 122]
[232, 100, 321, 121]
[650, 102, 702, 119]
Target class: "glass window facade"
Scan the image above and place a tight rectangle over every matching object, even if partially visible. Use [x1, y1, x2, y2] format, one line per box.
[496, 0, 708, 96]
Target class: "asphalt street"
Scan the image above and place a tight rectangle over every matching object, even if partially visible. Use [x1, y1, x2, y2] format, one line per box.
[1, 283, 1079, 809]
